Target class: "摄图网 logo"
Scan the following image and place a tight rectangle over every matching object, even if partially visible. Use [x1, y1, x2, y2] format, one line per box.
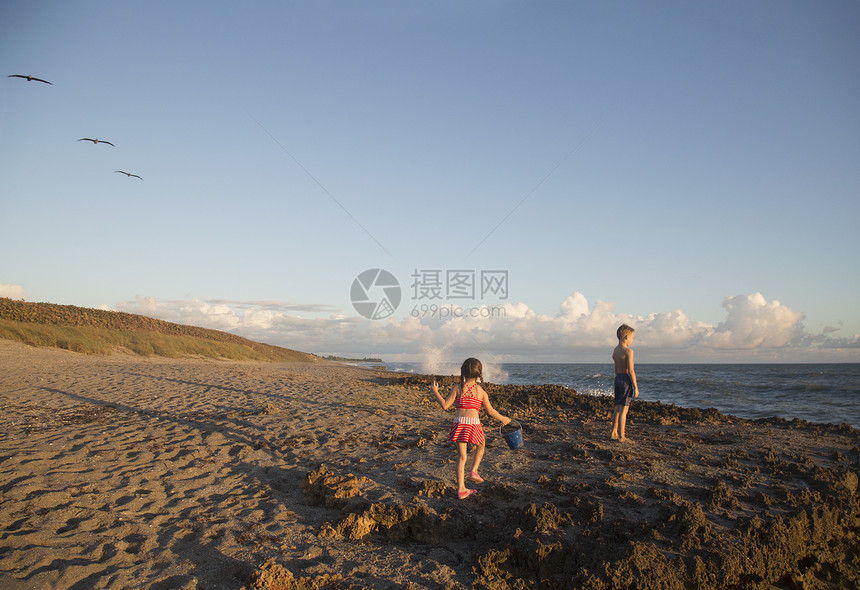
[350, 269, 402, 320]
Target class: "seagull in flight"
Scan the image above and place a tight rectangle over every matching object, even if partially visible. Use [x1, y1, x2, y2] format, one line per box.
[115, 170, 143, 180]
[79, 138, 115, 146]
[8, 74, 52, 85]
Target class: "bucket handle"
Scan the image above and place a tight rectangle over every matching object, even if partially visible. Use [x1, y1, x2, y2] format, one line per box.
[500, 419, 521, 436]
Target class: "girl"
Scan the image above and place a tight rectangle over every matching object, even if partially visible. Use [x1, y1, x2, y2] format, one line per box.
[432, 358, 511, 499]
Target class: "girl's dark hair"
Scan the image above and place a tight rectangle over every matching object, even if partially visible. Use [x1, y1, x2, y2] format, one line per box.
[460, 357, 483, 383]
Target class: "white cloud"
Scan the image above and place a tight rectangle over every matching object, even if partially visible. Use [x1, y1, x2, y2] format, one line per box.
[559, 292, 589, 320]
[113, 291, 856, 362]
[704, 293, 804, 349]
[119, 297, 242, 331]
[637, 310, 710, 348]
[0, 284, 26, 299]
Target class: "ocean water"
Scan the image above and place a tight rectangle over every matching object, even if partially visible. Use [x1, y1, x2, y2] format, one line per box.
[377, 362, 860, 429]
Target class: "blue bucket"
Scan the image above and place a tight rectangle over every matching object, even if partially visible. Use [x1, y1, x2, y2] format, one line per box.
[501, 420, 524, 450]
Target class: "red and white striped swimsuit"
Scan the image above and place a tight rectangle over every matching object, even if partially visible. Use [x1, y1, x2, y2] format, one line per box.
[448, 383, 485, 444]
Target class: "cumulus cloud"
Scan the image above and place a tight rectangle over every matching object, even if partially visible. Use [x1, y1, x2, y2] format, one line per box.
[705, 293, 804, 349]
[116, 296, 419, 354]
[636, 310, 710, 349]
[120, 297, 241, 331]
[114, 291, 854, 362]
[559, 292, 588, 319]
[0, 283, 26, 299]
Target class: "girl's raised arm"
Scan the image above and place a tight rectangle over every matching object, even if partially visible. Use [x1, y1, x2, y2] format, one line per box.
[432, 381, 458, 410]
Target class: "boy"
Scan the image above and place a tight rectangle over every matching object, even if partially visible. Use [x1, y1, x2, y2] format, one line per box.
[611, 324, 639, 442]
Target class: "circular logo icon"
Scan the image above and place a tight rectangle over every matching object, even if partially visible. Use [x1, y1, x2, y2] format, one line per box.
[350, 268, 401, 320]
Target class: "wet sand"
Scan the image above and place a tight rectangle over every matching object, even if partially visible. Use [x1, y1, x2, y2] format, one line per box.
[0, 340, 857, 589]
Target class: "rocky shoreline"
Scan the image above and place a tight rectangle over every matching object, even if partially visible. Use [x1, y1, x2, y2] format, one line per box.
[247, 374, 859, 589]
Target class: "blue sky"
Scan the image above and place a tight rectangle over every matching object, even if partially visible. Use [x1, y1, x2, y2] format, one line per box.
[2, 1, 859, 363]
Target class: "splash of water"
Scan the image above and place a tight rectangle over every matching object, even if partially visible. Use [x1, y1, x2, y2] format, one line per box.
[420, 345, 455, 375]
[420, 345, 510, 384]
[482, 362, 509, 384]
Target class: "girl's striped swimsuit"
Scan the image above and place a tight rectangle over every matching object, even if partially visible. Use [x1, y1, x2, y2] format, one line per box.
[449, 384, 485, 444]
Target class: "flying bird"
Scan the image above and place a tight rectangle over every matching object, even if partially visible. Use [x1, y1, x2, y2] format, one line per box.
[115, 170, 143, 180]
[8, 74, 52, 85]
[79, 138, 115, 146]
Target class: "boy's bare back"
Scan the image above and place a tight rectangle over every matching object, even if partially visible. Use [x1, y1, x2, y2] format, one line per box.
[613, 343, 633, 374]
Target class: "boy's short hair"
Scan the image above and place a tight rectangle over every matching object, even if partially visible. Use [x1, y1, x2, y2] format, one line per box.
[617, 324, 635, 342]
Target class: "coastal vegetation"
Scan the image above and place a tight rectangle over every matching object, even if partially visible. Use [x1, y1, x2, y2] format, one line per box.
[0, 297, 315, 361]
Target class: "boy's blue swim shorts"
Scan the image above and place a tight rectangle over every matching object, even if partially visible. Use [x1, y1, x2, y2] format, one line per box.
[614, 373, 634, 406]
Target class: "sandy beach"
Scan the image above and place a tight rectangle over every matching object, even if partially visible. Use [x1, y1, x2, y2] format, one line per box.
[0, 339, 857, 589]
